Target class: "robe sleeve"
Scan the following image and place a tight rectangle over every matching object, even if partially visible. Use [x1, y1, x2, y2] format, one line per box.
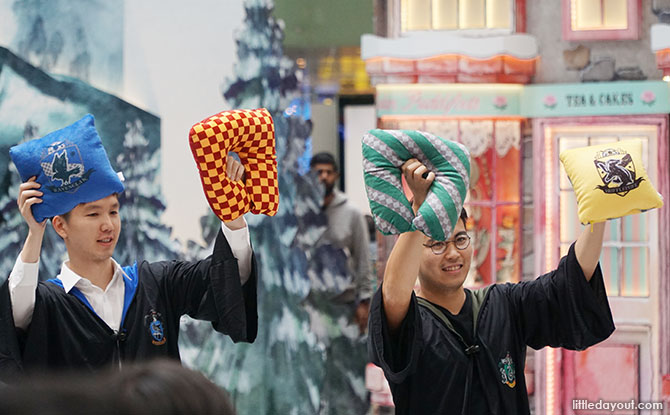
[505, 242, 615, 350]
[367, 285, 423, 384]
[141, 229, 258, 343]
[0, 280, 24, 382]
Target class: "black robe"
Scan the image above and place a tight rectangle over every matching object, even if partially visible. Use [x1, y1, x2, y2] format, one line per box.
[0, 229, 257, 381]
[368, 242, 615, 415]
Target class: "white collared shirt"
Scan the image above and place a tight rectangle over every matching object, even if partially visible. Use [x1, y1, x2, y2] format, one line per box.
[59, 259, 126, 331]
[9, 221, 251, 331]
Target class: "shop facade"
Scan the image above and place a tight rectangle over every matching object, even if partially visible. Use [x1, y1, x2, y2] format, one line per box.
[525, 81, 670, 414]
[361, 19, 670, 411]
[364, 79, 670, 415]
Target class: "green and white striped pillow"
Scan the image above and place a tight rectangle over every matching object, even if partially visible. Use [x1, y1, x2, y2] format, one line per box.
[362, 129, 470, 241]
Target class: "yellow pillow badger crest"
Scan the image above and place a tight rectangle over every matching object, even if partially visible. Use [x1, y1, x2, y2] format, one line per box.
[189, 108, 279, 221]
[559, 139, 663, 225]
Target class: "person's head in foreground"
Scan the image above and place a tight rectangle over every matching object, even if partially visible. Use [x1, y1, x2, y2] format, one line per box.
[0, 359, 236, 415]
[112, 359, 236, 415]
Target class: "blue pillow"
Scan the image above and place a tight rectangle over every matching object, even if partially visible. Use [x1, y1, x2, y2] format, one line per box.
[9, 114, 124, 222]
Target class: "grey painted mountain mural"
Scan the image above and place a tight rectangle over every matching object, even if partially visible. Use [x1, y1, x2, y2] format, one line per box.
[179, 1, 370, 413]
[0, 45, 178, 283]
[2, 0, 123, 92]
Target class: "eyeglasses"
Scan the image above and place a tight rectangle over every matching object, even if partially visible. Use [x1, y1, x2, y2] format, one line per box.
[423, 234, 471, 255]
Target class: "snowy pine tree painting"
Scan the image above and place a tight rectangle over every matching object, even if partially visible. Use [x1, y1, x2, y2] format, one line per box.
[178, 1, 327, 413]
[179, 1, 369, 413]
[114, 119, 181, 265]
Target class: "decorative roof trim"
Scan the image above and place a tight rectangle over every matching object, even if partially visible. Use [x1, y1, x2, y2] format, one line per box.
[361, 32, 539, 61]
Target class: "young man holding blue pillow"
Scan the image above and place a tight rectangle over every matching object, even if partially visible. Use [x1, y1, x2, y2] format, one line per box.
[0, 115, 257, 379]
[368, 158, 615, 415]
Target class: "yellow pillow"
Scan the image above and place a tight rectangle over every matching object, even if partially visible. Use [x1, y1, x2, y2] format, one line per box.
[559, 139, 663, 224]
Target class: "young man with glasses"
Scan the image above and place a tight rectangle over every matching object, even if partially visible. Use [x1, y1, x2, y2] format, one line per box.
[368, 159, 615, 415]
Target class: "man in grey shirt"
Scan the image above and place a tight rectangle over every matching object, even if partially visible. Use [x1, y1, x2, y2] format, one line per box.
[308, 152, 375, 414]
[311, 152, 374, 327]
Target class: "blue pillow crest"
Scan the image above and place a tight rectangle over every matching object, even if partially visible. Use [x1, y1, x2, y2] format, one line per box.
[9, 114, 125, 222]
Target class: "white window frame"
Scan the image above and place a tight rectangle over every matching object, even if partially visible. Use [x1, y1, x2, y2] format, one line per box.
[562, 0, 641, 41]
[391, 0, 517, 37]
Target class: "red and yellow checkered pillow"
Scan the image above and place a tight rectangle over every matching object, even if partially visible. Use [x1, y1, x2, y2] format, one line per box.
[189, 108, 279, 221]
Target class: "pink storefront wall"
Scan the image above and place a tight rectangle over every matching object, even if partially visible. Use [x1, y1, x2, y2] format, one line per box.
[532, 114, 670, 414]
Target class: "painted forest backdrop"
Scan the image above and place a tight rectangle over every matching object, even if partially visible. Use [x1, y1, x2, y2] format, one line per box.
[0, 0, 368, 414]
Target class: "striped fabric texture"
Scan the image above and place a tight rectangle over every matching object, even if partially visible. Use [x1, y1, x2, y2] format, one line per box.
[362, 129, 470, 241]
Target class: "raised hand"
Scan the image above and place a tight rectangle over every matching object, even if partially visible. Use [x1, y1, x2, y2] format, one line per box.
[17, 177, 47, 233]
[17, 177, 47, 263]
[401, 158, 435, 213]
[223, 154, 247, 230]
[226, 154, 245, 182]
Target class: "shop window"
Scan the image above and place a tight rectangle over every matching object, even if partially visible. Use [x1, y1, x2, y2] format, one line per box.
[401, 0, 514, 33]
[556, 131, 655, 297]
[563, 0, 640, 41]
[381, 117, 523, 286]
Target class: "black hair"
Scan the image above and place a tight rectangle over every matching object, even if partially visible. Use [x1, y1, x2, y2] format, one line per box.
[0, 359, 236, 415]
[309, 152, 339, 173]
[460, 207, 468, 228]
[113, 359, 236, 415]
[58, 211, 72, 222]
